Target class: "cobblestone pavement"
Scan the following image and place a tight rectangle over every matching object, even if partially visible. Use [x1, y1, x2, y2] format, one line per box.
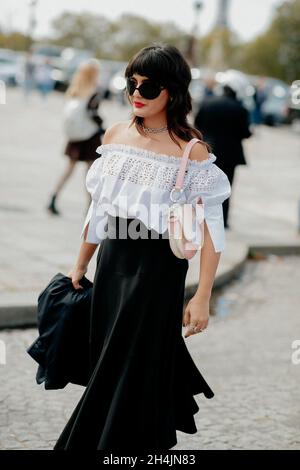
[0, 254, 299, 450]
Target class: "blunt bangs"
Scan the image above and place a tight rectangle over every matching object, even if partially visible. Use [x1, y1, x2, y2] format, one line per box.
[125, 46, 176, 88]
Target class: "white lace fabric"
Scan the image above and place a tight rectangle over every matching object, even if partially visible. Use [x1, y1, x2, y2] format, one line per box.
[81, 143, 231, 253]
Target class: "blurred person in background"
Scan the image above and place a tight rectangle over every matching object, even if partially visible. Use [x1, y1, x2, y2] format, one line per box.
[35, 57, 55, 100]
[203, 74, 216, 98]
[47, 59, 105, 215]
[251, 76, 267, 127]
[194, 74, 252, 229]
[23, 51, 36, 99]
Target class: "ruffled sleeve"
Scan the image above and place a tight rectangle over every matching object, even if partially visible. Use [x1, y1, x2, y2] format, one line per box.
[187, 158, 231, 253]
[80, 156, 104, 244]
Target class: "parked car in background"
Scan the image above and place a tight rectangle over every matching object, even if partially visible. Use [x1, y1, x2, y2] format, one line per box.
[50, 47, 94, 91]
[190, 68, 256, 117]
[189, 68, 206, 114]
[98, 60, 127, 100]
[16, 44, 62, 89]
[31, 43, 63, 60]
[260, 78, 290, 126]
[107, 65, 128, 102]
[51, 50, 127, 97]
[246, 75, 290, 126]
[14, 45, 93, 92]
[0, 49, 23, 86]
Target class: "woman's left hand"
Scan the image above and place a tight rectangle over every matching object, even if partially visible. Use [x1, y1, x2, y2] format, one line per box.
[183, 295, 210, 338]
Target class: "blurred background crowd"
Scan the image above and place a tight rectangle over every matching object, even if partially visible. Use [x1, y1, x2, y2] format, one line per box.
[0, 0, 299, 127]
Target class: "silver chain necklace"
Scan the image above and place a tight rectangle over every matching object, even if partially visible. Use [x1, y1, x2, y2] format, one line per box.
[141, 122, 169, 134]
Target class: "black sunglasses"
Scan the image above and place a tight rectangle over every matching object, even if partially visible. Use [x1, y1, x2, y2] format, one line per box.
[126, 77, 165, 100]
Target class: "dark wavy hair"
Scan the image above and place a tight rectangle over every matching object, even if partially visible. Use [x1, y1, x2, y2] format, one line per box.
[124, 43, 211, 152]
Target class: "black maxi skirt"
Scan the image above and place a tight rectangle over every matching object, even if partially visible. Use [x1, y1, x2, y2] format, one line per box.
[53, 215, 214, 451]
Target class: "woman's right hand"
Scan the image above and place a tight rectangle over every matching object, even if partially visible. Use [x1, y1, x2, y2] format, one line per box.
[67, 265, 88, 290]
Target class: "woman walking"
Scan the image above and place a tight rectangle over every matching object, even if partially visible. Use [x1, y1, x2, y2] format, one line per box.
[47, 59, 105, 215]
[53, 44, 231, 451]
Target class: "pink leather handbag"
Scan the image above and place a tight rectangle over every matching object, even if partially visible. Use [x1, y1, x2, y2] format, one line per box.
[167, 138, 205, 260]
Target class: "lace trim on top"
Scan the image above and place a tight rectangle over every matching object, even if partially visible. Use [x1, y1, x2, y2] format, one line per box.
[87, 143, 223, 195]
[96, 143, 217, 167]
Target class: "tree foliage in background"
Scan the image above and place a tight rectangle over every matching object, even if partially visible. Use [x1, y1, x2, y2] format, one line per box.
[51, 11, 111, 53]
[0, 1, 299, 82]
[49, 1, 300, 82]
[233, 0, 300, 82]
[50, 11, 188, 61]
[0, 30, 31, 51]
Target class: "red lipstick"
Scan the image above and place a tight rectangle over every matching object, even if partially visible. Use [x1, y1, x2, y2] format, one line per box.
[133, 101, 145, 108]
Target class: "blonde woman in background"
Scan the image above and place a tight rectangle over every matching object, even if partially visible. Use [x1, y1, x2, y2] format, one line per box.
[47, 59, 105, 215]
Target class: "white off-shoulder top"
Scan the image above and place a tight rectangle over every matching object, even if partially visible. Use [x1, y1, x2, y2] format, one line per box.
[80, 143, 231, 253]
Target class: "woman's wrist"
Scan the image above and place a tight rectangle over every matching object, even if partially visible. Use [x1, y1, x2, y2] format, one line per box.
[75, 262, 88, 271]
[193, 289, 211, 301]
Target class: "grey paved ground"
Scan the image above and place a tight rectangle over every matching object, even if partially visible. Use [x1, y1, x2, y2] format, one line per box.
[0, 254, 299, 450]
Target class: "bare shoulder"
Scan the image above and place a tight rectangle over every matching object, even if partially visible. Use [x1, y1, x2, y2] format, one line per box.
[101, 120, 130, 145]
[188, 140, 210, 163]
